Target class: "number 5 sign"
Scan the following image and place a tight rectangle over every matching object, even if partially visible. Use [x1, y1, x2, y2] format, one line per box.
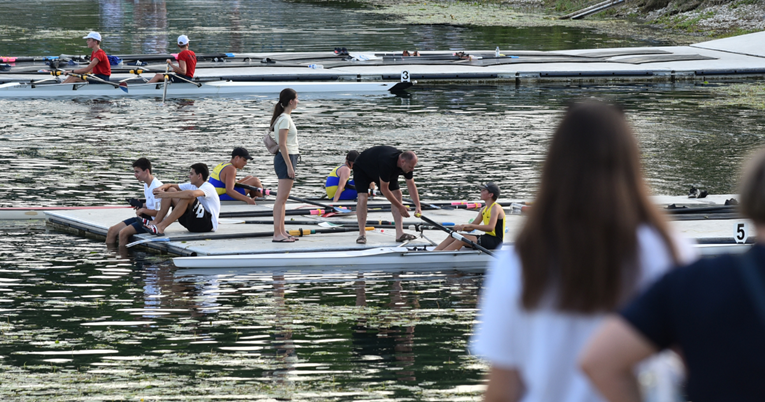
[734, 221, 748, 244]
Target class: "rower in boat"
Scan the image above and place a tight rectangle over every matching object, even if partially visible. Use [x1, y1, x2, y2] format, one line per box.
[208, 147, 263, 205]
[148, 35, 197, 83]
[62, 32, 111, 84]
[145, 163, 220, 236]
[434, 182, 506, 251]
[325, 150, 376, 202]
[352, 146, 422, 244]
[105, 158, 163, 245]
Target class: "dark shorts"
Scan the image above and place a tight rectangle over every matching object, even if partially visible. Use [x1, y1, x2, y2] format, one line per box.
[87, 74, 111, 84]
[122, 217, 148, 234]
[177, 199, 214, 232]
[169, 74, 193, 83]
[478, 234, 503, 250]
[353, 167, 400, 194]
[274, 153, 299, 180]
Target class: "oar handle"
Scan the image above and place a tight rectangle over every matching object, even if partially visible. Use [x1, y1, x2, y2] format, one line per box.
[415, 213, 496, 257]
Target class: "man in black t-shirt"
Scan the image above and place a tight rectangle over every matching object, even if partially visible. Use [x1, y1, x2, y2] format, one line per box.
[352, 146, 422, 244]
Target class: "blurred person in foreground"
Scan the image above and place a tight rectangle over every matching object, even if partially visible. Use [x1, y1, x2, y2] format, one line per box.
[470, 100, 696, 402]
[580, 148, 765, 402]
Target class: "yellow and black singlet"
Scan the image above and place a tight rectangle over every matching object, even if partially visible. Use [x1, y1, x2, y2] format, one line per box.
[325, 165, 357, 200]
[208, 162, 245, 201]
[481, 201, 505, 240]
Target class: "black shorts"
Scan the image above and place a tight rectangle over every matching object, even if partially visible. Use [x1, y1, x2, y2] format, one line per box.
[177, 199, 213, 232]
[478, 234, 503, 250]
[353, 168, 400, 194]
[169, 74, 193, 83]
[122, 217, 148, 234]
[86, 74, 111, 84]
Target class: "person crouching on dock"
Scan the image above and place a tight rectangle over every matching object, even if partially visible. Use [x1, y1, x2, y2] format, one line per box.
[208, 147, 263, 205]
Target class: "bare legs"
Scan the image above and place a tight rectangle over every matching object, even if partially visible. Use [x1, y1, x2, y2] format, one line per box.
[356, 193, 368, 239]
[434, 234, 477, 251]
[151, 189, 190, 233]
[389, 190, 405, 239]
[239, 175, 264, 197]
[272, 178, 294, 241]
[106, 221, 139, 244]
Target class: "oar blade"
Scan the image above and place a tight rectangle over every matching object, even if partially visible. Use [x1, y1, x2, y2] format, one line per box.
[119, 81, 128, 93]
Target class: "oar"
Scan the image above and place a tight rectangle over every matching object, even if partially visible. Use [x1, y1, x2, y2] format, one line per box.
[415, 213, 496, 257]
[241, 219, 452, 226]
[67, 72, 128, 93]
[126, 226, 373, 248]
[161, 63, 169, 103]
[221, 208, 341, 218]
[403, 197, 449, 210]
[235, 183, 352, 214]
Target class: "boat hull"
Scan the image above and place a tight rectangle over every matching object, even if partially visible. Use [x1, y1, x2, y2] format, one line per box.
[0, 80, 406, 99]
[172, 247, 494, 269]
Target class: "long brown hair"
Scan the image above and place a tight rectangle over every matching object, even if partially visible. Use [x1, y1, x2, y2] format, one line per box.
[516, 100, 679, 314]
[270, 88, 297, 129]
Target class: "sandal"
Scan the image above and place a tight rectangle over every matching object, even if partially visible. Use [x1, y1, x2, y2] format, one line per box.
[396, 233, 417, 242]
[272, 237, 296, 243]
[144, 224, 165, 236]
[140, 217, 152, 226]
[288, 235, 300, 241]
[356, 235, 366, 244]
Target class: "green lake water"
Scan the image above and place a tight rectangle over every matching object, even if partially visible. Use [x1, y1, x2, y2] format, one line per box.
[1, 0, 763, 400]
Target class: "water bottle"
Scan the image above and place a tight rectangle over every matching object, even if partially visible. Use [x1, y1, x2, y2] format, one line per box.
[308, 64, 324, 69]
[495, 46, 500, 57]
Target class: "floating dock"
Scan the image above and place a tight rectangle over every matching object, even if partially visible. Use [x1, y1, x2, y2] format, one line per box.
[41, 195, 752, 259]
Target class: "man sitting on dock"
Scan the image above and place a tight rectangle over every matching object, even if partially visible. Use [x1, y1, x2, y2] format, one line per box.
[148, 35, 197, 83]
[144, 163, 220, 235]
[352, 146, 422, 244]
[105, 158, 163, 245]
[208, 147, 263, 205]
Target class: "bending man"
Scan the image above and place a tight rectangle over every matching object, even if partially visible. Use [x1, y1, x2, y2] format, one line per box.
[352, 146, 422, 244]
[144, 163, 220, 236]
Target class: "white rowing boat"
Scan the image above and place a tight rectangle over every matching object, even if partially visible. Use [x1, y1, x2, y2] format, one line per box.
[0, 80, 412, 99]
[173, 246, 495, 269]
[171, 242, 752, 269]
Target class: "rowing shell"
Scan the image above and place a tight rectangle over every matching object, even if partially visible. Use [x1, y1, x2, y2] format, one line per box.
[172, 241, 753, 269]
[172, 246, 495, 269]
[0, 80, 412, 99]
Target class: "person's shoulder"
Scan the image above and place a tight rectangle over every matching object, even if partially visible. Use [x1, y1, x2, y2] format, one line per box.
[199, 181, 217, 192]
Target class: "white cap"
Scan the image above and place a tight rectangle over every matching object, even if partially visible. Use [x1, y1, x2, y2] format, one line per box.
[177, 35, 190, 45]
[82, 31, 102, 41]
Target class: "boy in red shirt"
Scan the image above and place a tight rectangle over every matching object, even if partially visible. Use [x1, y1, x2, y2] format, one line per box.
[149, 35, 197, 83]
[63, 31, 111, 83]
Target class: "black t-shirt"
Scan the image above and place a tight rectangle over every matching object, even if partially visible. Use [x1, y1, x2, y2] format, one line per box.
[354, 146, 414, 183]
[621, 244, 765, 402]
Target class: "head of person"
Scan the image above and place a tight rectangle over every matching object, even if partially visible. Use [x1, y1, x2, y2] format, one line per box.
[345, 150, 359, 167]
[189, 163, 209, 186]
[739, 148, 765, 231]
[83, 31, 101, 48]
[270, 88, 298, 128]
[515, 100, 678, 314]
[132, 157, 152, 181]
[177, 35, 189, 49]
[480, 182, 500, 202]
[231, 147, 253, 169]
[398, 151, 418, 173]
